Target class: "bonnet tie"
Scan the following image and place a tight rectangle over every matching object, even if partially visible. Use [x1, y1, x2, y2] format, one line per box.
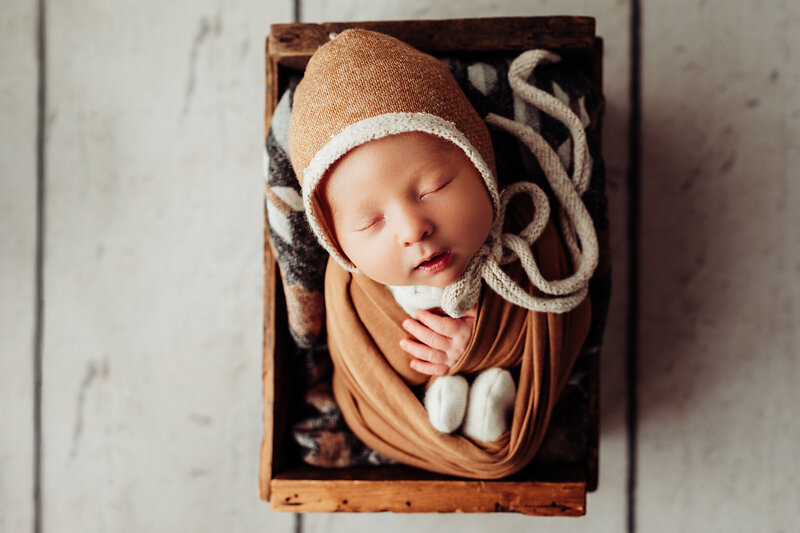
[441, 50, 600, 318]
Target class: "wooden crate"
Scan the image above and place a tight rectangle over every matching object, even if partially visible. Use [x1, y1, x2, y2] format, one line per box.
[261, 16, 604, 515]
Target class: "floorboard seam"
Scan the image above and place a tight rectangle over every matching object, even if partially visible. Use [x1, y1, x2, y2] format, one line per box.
[33, 0, 47, 532]
[626, 1, 642, 532]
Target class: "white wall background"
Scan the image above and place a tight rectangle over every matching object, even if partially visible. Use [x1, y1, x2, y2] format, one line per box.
[1, 1, 797, 532]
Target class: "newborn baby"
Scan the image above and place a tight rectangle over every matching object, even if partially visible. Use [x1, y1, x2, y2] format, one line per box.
[286, 29, 596, 475]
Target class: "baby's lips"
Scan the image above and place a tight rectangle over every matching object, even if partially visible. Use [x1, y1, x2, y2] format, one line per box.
[415, 250, 442, 269]
[414, 250, 450, 271]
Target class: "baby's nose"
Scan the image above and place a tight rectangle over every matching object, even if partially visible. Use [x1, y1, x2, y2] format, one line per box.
[397, 209, 433, 247]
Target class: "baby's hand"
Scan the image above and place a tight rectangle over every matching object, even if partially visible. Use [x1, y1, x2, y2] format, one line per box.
[400, 306, 477, 376]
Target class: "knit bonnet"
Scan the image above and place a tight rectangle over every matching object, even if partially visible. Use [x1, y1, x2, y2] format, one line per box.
[288, 29, 501, 269]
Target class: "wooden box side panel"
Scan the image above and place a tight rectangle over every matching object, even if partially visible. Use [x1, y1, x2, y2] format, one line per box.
[270, 478, 586, 516]
[259, 36, 275, 501]
[258, 211, 274, 501]
[268, 16, 595, 69]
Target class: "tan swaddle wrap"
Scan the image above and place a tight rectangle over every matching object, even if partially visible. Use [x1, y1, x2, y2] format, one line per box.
[326, 218, 591, 479]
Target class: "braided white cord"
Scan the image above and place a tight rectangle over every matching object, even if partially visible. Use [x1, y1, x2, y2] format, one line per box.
[507, 50, 592, 195]
[440, 50, 599, 318]
[485, 113, 599, 293]
[509, 50, 594, 264]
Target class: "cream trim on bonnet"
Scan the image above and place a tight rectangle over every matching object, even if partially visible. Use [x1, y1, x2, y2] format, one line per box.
[301, 112, 501, 272]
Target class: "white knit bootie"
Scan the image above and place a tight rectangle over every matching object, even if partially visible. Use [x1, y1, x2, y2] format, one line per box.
[462, 368, 516, 442]
[424, 375, 469, 434]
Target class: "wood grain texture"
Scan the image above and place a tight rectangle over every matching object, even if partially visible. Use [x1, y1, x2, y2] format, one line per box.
[269, 17, 595, 69]
[639, 2, 800, 531]
[0, 1, 37, 531]
[260, 36, 279, 494]
[259, 218, 277, 501]
[40, 1, 294, 531]
[292, 2, 631, 531]
[271, 476, 585, 515]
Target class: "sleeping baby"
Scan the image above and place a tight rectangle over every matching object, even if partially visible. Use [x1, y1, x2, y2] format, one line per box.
[287, 29, 597, 478]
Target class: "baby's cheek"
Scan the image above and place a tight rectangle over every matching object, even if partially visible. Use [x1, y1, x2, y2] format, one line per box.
[466, 200, 493, 243]
[346, 237, 402, 283]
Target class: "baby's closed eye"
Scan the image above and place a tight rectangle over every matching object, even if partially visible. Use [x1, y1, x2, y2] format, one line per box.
[420, 177, 453, 199]
[354, 215, 384, 232]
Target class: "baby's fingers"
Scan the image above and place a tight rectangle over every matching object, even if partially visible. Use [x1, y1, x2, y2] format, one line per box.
[413, 309, 462, 337]
[409, 359, 449, 376]
[402, 318, 448, 351]
[399, 338, 448, 365]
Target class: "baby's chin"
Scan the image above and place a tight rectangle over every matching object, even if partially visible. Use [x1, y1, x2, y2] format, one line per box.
[423, 272, 462, 288]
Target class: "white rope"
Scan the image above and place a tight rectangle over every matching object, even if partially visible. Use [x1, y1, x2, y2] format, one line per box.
[441, 50, 599, 318]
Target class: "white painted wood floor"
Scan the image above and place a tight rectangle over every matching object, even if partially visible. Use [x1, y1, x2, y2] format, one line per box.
[1, 1, 797, 532]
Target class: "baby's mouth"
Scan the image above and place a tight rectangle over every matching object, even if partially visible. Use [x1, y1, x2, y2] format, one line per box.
[415, 251, 451, 274]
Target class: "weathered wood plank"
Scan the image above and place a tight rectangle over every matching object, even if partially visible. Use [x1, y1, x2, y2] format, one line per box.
[41, 1, 294, 531]
[639, 2, 800, 531]
[0, 1, 38, 532]
[292, 1, 631, 531]
[271, 476, 585, 515]
[269, 17, 595, 69]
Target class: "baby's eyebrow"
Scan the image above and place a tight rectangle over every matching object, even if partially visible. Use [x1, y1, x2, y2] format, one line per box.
[343, 196, 375, 214]
[409, 162, 447, 185]
[329, 195, 375, 226]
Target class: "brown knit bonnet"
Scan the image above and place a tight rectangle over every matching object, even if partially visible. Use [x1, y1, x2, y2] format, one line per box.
[288, 29, 500, 270]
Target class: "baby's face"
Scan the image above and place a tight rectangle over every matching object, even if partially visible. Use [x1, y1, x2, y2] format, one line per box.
[322, 132, 493, 287]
